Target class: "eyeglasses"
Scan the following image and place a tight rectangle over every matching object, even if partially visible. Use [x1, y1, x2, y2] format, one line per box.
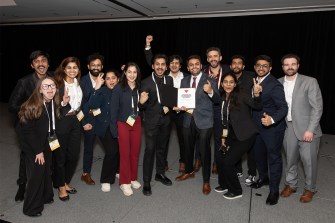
[255, 64, 270, 69]
[41, 84, 56, 90]
[223, 80, 235, 85]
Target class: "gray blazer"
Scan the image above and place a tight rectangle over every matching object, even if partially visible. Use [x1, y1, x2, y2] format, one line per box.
[181, 72, 220, 129]
[278, 74, 323, 140]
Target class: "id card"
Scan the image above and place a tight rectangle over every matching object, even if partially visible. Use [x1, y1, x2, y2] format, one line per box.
[222, 128, 228, 138]
[76, 110, 84, 121]
[92, 108, 101, 116]
[163, 106, 169, 114]
[48, 134, 60, 151]
[126, 114, 137, 126]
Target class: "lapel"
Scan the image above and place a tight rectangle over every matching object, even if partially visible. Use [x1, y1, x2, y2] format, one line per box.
[292, 74, 301, 106]
[196, 73, 206, 96]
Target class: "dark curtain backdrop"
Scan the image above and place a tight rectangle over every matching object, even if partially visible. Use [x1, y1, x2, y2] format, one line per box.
[1, 11, 334, 134]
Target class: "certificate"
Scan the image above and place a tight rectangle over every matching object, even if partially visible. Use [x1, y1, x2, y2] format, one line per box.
[178, 88, 195, 108]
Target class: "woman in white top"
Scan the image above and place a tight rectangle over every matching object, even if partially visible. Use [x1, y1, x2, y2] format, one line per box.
[53, 57, 83, 201]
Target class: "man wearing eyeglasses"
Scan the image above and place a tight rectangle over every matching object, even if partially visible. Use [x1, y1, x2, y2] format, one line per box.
[80, 53, 105, 186]
[8, 50, 52, 202]
[278, 54, 323, 203]
[250, 55, 288, 206]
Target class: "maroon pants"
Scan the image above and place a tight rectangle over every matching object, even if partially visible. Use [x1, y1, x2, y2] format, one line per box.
[117, 117, 142, 184]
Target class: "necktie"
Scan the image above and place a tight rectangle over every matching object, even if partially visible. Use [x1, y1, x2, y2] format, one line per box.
[192, 76, 197, 88]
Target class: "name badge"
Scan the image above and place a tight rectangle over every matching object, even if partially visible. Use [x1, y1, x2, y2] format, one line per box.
[92, 108, 101, 116]
[222, 128, 228, 138]
[126, 114, 137, 126]
[76, 110, 84, 121]
[163, 106, 169, 114]
[48, 134, 60, 151]
[186, 109, 193, 115]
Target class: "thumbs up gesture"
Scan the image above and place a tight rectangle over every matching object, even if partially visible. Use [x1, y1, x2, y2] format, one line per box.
[261, 112, 273, 126]
[203, 80, 213, 94]
[253, 78, 262, 97]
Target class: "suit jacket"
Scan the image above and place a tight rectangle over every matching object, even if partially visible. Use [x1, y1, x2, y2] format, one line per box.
[225, 92, 262, 141]
[252, 73, 288, 133]
[181, 72, 221, 129]
[139, 74, 174, 129]
[278, 74, 323, 140]
[80, 73, 95, 126]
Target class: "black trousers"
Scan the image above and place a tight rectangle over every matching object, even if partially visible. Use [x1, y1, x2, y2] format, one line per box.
[143, 115, 171, 182]
[98, 127, 119, 184]
[23, 148, 53, 216]
[166, 111, 185, 163]
[15, 125, 27, 185]
[218, 129, 256, 195]
[184, 117, 213, 183]
[53, 115, 81, 187]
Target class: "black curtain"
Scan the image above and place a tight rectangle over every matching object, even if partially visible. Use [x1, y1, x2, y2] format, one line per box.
[1, 11, 334, 134]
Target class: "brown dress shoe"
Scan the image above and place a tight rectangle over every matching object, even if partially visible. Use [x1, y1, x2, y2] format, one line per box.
[202, 183, 211, 195]
[211, 163, 218, 174]
[280, 185, 296, 197]
[300, 190, 315, 203]
[175, 172, 195, 181]
[179, 162, 185, 173]
[193, 159, 201, 172]
[81, 173, 95, 185]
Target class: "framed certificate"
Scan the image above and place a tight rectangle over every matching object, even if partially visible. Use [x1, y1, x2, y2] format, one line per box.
[178, 88, 195, 108]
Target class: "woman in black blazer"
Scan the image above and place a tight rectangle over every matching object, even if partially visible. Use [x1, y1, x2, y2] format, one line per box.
[217, 73, 262, 199]
[17, 76, 69, 217]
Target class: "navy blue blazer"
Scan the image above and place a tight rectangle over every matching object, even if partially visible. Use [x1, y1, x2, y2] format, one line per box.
[80, 73, 95, 126]
[252, 74, 288, 133]
[87, 86, 114, 138]
[110, 84, 140, 137]
[181, 72, 221, 129]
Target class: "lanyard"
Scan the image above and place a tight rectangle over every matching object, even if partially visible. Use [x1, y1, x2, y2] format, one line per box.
[131, 90, 140, 113]
[44, 100, 55, 135]
[151, 72, 166, 104]
[221, 99, 230, 126]
[209, 67, 222, 89]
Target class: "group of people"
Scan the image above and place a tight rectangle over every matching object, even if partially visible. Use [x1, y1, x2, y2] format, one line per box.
[9, 35, 323, 217]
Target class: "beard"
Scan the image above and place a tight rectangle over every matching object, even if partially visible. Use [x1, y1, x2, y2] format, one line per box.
[285, 69, 297, 76]
[89, 69, 101, 77]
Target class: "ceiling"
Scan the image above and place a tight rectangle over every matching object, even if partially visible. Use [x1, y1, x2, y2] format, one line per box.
[1, 0, 335, 25]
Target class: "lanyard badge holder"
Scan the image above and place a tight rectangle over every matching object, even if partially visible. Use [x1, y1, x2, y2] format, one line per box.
[152, 73, 169, 115]
[44, 101, 60, 151]
[126, 90, 139, 127]
[220, 100, 230, 155]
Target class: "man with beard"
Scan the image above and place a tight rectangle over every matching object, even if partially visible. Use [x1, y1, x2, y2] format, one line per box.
[278, 54, 322, 203]
[9, 50, 51, 202]
[175, 55, 220, 195]
[196, 47, 230, 175]
[250, 55, 288, 205]
[139, 54, 174, 196]
[80, 53, 104, 185]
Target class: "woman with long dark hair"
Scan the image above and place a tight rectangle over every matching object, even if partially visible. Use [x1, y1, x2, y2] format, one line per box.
[17, 76, 70, 216]
[53, 57, 83, 201]
[217, 73, 262, 199]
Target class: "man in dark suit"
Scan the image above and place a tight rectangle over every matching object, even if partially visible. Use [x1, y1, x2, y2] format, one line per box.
[175, 55, 220, 195]
[278, 54, 323, 203]
[8, 50, 51, 202]
[139, 54, 174, 196]
[80, 53, 105, 185]
[250, 55, 288, 205]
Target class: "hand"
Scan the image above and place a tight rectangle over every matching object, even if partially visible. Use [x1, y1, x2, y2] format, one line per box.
[83, 123, 93, 131]
[203, 80, 213, 94]
[146, 35, 153, 46]
[63, 87, 70, 105]
[303, 131, 314, 142]
[261, 112, 273, 126]
[221, 138, 226, 146]
[35, 152, 45, 165]
[253, 78, 262, 96]
[120, 64, 126, 71]
[139, 91, 149, 104]
[94, 73, 105, 90]
[173, 106, 186, 111]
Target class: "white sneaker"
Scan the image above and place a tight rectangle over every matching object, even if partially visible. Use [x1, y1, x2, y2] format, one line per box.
[101, 183, 111, 192]
[131, 180, 141, 189]
[245, 175, 256, 186]
[116, 173, 120, 179]
[120, 184, 133, 196]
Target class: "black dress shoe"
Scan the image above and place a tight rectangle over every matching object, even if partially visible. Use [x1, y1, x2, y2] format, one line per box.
[266, 192, 279, 205]
[59, 195, 70, 201]
[45, 198, 54, 204]
[155, 174, 172, 186]
[250, 178, 269, 189]
[142, 182, 152, 196]
[66, 187, 77, 194]
[26, 212, 42, 217]
[15, 183, 25, 202]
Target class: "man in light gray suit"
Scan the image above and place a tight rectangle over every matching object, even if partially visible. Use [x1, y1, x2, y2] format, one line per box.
[175, 55, 220, 195]
[278, 54, 323, 203]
